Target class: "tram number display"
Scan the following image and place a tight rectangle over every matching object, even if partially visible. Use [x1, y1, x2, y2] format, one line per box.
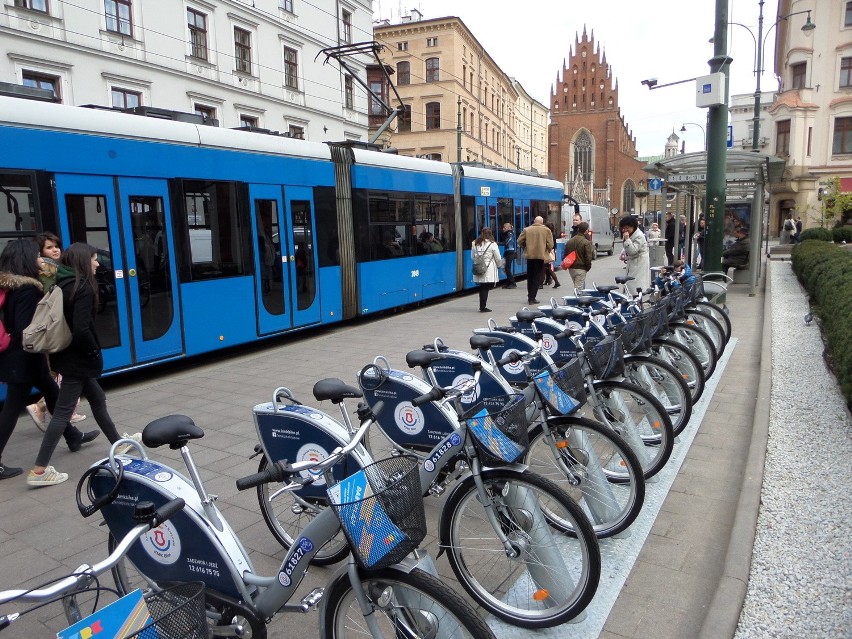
[410, 269, 420, 278]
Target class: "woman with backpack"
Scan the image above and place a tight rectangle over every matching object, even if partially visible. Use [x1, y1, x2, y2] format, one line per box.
[28, 243, 140, 487]
[0, 240, 99, 480]
[471, 227, 502, 313]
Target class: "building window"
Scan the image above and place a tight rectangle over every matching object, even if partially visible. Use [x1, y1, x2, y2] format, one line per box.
[574, 131, 593, 181]
[288, 125, 304, 139]
[426, 58, 439, 82]
[398, 105, 412, 132]
[194, 104, 217, 124]
[111, 87, 140, 109]
[846, 2, 852, 27]
[623, 181, 635, 214]
[369, 80, 384, 115]
[426, 37, 438, 47]
[790, 62, 806, 89]
[426, 102, 440, 130]
[280, 0, 293, 12]
[22, 71, 60, 101]
[397, 61, 410, 85]
[187, 8, 208, 60]
[422, 153, 441, 160]
[397, 41, 408, 51]
[14, 0, 48, 11]
[234, 27, 252, 74]
[105, 0, 132, 36]
[341, 9, 352, 44]
[240, 114, 258, 128]
[832, 117, 852, 154]
[345, 75, 354, 110]
[841, 57, 852, 88]
[283, 47, 299, 89]
[776, 119, 791, 156]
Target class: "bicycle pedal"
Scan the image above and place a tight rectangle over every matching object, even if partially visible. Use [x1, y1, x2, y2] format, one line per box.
[300, 587, 324, 611]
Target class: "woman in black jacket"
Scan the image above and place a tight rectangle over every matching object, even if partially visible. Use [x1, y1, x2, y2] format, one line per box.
[0, 240, 97, 480]
[28, 243, 137, 487]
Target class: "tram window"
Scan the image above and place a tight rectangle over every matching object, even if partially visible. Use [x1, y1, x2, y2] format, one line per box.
[460, 195, 476, 244]
[314, 186, 339, 266]
[180, 180, 246, 281]
[255, 198, 283, 316]
[64, 194, 120, 350]
[130, 196, 173, 341]
[0, 172, 39, 234]
[496, 198, 513, 242]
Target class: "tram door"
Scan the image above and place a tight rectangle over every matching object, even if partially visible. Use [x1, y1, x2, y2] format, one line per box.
[53, 175, 182, 370]
[251, 185, 320, 334]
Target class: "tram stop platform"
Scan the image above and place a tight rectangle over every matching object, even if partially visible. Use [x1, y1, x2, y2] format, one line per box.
[0, 254, 771, 639]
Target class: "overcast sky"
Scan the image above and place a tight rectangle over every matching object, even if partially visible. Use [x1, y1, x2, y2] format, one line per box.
[372, 0, 782, 157]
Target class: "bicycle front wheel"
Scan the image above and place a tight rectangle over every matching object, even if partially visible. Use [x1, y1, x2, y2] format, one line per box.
[441, 469, 601, 628]
[622, 354, 693, 437]
[650, 340, 706, 403]
[323, 566, 496, 639]
[526, 416, 645, 538]
[662, 323, 717, 378]
[584, 380, 675, 479]
[256, 455, 349, 566]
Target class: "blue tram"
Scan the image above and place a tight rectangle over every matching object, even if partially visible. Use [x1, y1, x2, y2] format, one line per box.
[0, 96, 563, 393]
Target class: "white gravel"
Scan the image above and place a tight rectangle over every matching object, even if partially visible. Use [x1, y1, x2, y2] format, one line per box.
[734, 261, 852, 638]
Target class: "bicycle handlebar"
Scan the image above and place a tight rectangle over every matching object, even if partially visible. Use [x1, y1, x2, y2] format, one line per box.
[234, 401, 382, 491]
[0, 498, 185, 607]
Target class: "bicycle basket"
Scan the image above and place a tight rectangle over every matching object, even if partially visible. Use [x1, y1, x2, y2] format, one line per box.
[327, 455, 426, 570]
[534, 358, 587, 414]
[462, 393, 529, 466]
[125, 582, 208, 639]
[612, 316, 644, 354]
[583, 334, 625, 379]
[650, 302, 669, 338]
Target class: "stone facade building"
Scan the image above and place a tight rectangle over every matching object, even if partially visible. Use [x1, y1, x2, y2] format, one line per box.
[548, 28, 645, 216]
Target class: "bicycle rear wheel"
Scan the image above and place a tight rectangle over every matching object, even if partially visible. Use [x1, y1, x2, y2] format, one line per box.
[649, 340, 705, 403]
[323, 567, 495, 639]
[692, 300, 732, 343]
[622, 354, 693, 437]
[441, 469, 601, 628]
[583, 380, 675, 479]
[256, 455, 349, 566]
[525, 415, 645, 538]
[684, 309, 726, 358]
[662, 323, 717, 378]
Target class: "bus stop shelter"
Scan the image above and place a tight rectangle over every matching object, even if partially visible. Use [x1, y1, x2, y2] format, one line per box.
[644, 151, 786, 294]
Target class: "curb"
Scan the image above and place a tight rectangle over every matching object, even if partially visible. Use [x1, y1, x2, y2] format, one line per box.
[697, 261, 773, 639]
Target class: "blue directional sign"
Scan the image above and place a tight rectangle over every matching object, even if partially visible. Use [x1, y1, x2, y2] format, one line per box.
[648, 178, 663, 193]
[727, 125, 733, 149]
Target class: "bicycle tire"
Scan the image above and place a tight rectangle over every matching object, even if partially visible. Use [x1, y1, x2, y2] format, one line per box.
[583, 380, 675, 479]
[440, 468, 601, 628]
[622, 354, 693, 437]
[661, 323, 717, 378]
[649, 340, 706, 403]
[255, 455, 349, 566]
[526, 415, 645, 538]
[684, 309, 726, 358]
[692, 300, 732, 343]
[322, 567, 496, 639]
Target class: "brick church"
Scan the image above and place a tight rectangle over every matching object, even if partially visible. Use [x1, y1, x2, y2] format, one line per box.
[548, 28, 646, 222]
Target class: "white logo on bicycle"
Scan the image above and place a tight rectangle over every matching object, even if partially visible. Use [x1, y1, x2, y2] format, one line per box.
[141, 521, 181, 565]
[452, 374, 479, 404]
[297, 444, 330, 486]
[541, 334, 559, 356]
[502, 350, 525, 375]
[394, 402, 425, 435]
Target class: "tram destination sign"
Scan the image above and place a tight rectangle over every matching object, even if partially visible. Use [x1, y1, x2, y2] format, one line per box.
[668, 171, 755, 183]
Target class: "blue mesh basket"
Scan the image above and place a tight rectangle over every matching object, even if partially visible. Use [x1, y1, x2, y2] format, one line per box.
[327, 455, 425, 570]
[534, 357, 587, 415]
[462, 394, 529, 466]
[583, 334, 625, 379]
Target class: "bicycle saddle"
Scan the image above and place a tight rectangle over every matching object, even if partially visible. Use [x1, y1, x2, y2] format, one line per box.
[574, 296, 598, 307]
[313, 378, 362, 404]
[596, 285, 619, 293]
[551, 307, 579, 321]
[614, 275, 635, 285]
[143, 415, 204, 449]
[406, 349, 445, 368]
[470, 335, 504, 351]
[515, 309, 545, 323]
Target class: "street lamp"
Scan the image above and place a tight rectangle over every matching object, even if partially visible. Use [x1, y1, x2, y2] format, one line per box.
[730, 1, 815, 152]
[680, 122, 707, 151]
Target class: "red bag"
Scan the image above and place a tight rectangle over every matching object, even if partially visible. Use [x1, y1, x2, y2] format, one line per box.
[561, 250, 577, 270]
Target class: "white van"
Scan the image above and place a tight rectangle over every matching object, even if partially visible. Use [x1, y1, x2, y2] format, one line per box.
[559, 203, 616, 258]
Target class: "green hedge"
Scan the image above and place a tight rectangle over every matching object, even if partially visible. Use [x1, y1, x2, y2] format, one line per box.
[833, 226, 852, 244]
[791, 240, 852, 409]
[799, 227, 833, 242]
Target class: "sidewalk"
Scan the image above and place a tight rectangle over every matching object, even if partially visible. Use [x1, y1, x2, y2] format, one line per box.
[0, 261, 767, 638]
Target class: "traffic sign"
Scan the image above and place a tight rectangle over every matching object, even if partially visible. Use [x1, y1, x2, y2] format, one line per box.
[648, 178, 663, 193]
[727, 125, 733, 149]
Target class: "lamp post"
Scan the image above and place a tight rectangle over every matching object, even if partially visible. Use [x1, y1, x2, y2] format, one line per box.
[729, 1, 815, 152]
[680, 122, 707, 151]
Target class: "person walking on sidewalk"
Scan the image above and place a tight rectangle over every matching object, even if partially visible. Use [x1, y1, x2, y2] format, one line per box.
[26, 232, 87, 430]
[471, 227, 502, 312]
[543, 222, 561, 289]
[562, 221, 594, 290]
[517, 215, 553, 305]
[501, 222, 517, 288]
[620, 216, 651, 294]
[27, 243, 140, 488]
[0, 240, 99, 480]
